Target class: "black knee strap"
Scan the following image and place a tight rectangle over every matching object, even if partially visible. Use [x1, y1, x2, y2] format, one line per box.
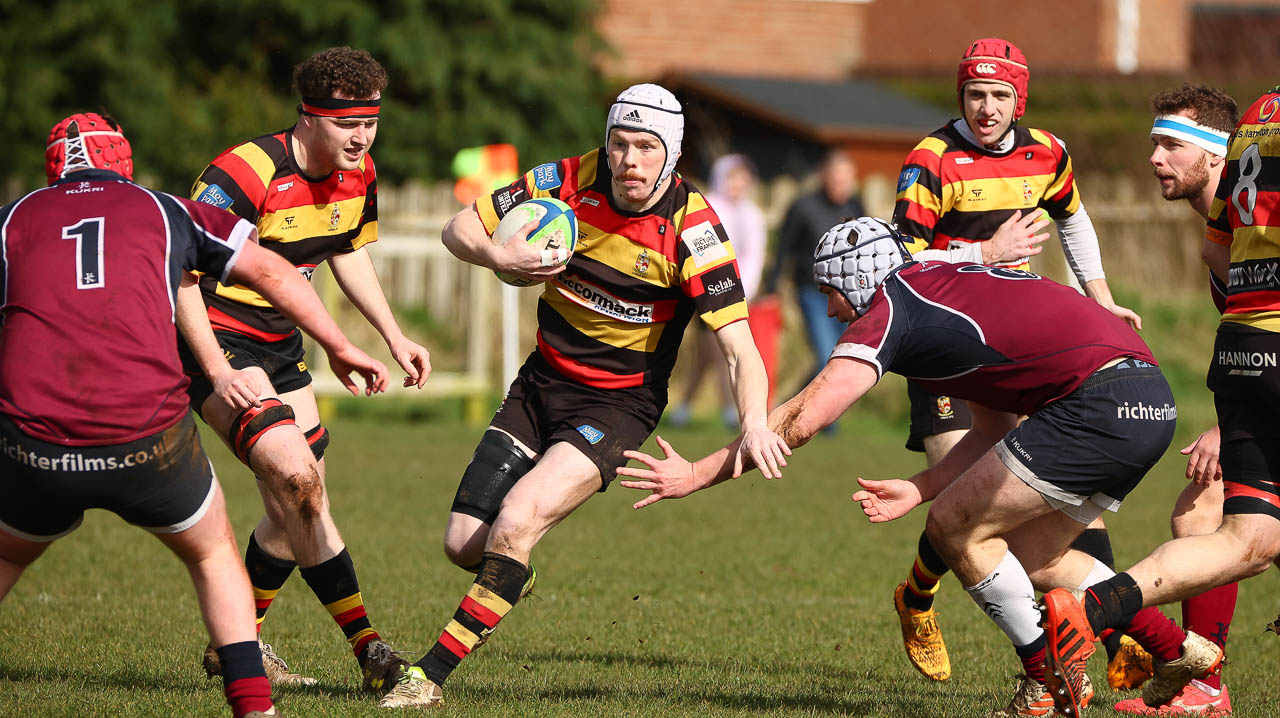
[451, 430, 536, 525]
[228, 398, 295, 464]
[304, 424, 330, 461]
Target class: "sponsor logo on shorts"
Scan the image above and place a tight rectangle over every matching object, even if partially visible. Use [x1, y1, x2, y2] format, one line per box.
[555, 276, 655, 323]
[681, 221, 728, 268]
[1116, 401, 1177, 421]
[197, 183, 232, 209]
[298, 266, 315, 280]
[297, 361, 307, 372]
[936, 395, 954, 419]
[0, 433, 170, 472]
[1218, 349, 1277, 377]
[577, 424, 604, 444]
[1008, 437, 1033, 461]
[897, 167, 921, 192]
[532, 163, 561, 190]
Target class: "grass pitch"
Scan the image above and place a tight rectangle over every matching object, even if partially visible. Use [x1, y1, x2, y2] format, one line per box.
[2, 407, 1278, 717]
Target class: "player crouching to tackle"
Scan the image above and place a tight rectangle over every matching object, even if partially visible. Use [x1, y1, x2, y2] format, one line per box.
[620, 217, 1190, 716]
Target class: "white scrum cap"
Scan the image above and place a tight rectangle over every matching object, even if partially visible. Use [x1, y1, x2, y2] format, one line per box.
[812, 217, 913, 316]
[606, 83, 684, 194]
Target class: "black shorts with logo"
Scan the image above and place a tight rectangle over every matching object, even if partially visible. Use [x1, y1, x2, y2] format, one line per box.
[1207, 323, 1280, 518]
[490, 351, 665, 489]
[905, 379, 974, 452]
[178, 329, 312, 411]
[994, 360, 1176, 523]
[0, 413, 216, 541]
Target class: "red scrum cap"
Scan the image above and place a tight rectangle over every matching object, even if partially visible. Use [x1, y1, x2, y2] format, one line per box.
[957, 38, 1029, 120]
[45, 112, 133, 185]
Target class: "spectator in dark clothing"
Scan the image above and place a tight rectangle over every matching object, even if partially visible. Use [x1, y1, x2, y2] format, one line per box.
[762, 149, 865, 385]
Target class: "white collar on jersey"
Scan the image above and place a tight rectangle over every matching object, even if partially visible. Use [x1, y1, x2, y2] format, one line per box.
[953, 118, 1017, 155]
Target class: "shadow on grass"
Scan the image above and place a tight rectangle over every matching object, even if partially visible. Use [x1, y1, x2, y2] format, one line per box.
[0, 662, 368, 701]
[487, 647, 975, 716]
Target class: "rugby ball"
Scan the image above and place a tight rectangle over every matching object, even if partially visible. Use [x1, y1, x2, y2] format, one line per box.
[491, 198, 577, 287]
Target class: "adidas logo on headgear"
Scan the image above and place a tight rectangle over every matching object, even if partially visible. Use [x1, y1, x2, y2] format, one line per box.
[621, 109, 643, 123]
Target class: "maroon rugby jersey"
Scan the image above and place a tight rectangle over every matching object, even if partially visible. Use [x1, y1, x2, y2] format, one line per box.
[832, 261, 1155, 416]
[0, 169, 253, 445]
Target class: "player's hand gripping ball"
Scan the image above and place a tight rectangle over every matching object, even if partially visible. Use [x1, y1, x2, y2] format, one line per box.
[491, 198, 577, 286]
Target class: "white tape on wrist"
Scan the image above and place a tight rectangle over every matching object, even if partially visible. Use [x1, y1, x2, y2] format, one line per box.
[540, 247, 569, 267]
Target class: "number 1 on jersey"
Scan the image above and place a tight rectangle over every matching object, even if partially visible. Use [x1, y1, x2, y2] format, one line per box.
[62, 217, 105, 289]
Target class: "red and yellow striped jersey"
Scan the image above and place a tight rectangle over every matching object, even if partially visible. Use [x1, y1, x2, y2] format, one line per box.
[1207, 85, 1280, 332]
[477, 148, 748, 389]
[892, 122, 1081, 268]
[190, 128, 377, 340]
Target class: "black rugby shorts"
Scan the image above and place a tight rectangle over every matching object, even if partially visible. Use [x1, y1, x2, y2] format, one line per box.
[488, 351, 664, 490]
[0, 413, 216, 541]
[178, 329, 312, 411]
[995, 360, 1176, 524]
[905, 379, 974, 452]
[1208, 323, 1280, 518]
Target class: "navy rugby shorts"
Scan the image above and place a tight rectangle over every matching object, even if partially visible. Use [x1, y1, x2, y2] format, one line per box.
[994, 359, 1176, 524]
[0, 413, 217, 541]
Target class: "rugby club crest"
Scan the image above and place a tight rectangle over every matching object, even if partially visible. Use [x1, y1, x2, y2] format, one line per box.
[936, 395, 954, 419]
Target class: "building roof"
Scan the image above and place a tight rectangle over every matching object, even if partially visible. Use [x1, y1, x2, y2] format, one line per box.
[668, 73, 953, 143]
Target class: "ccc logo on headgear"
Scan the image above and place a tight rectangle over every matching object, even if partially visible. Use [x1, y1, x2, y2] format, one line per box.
[975, 62, 998, 74]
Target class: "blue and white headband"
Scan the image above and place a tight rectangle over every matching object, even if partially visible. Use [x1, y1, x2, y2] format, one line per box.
[1150, 115, 1230, 157]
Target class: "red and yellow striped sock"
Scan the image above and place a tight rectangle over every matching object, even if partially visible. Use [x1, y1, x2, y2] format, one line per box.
[415, 552, 528, 686]
[904, 532, 949, 612]
[299, 548, 381, 663]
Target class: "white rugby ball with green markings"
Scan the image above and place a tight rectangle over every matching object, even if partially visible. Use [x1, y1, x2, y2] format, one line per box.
[491, 198, 577, 287]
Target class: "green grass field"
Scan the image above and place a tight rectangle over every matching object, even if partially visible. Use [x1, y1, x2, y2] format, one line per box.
[2, 401, 1278, 717]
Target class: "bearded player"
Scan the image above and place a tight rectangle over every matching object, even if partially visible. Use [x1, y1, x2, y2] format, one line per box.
[1102, 83, 1240, 716]
[1042, 82, 1280, 718]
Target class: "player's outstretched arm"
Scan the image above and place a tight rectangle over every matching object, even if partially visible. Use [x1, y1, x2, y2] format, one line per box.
[175, 275, 264, 411]
[620, 356, 875, 509]
[713, 320, 791, 478]
[441, 204, 565, 282]
[328, 247, 431, 389]
[227, 243, 388, 396]
[618, 436, 744, 509]
[853, 402, 1016, 523]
